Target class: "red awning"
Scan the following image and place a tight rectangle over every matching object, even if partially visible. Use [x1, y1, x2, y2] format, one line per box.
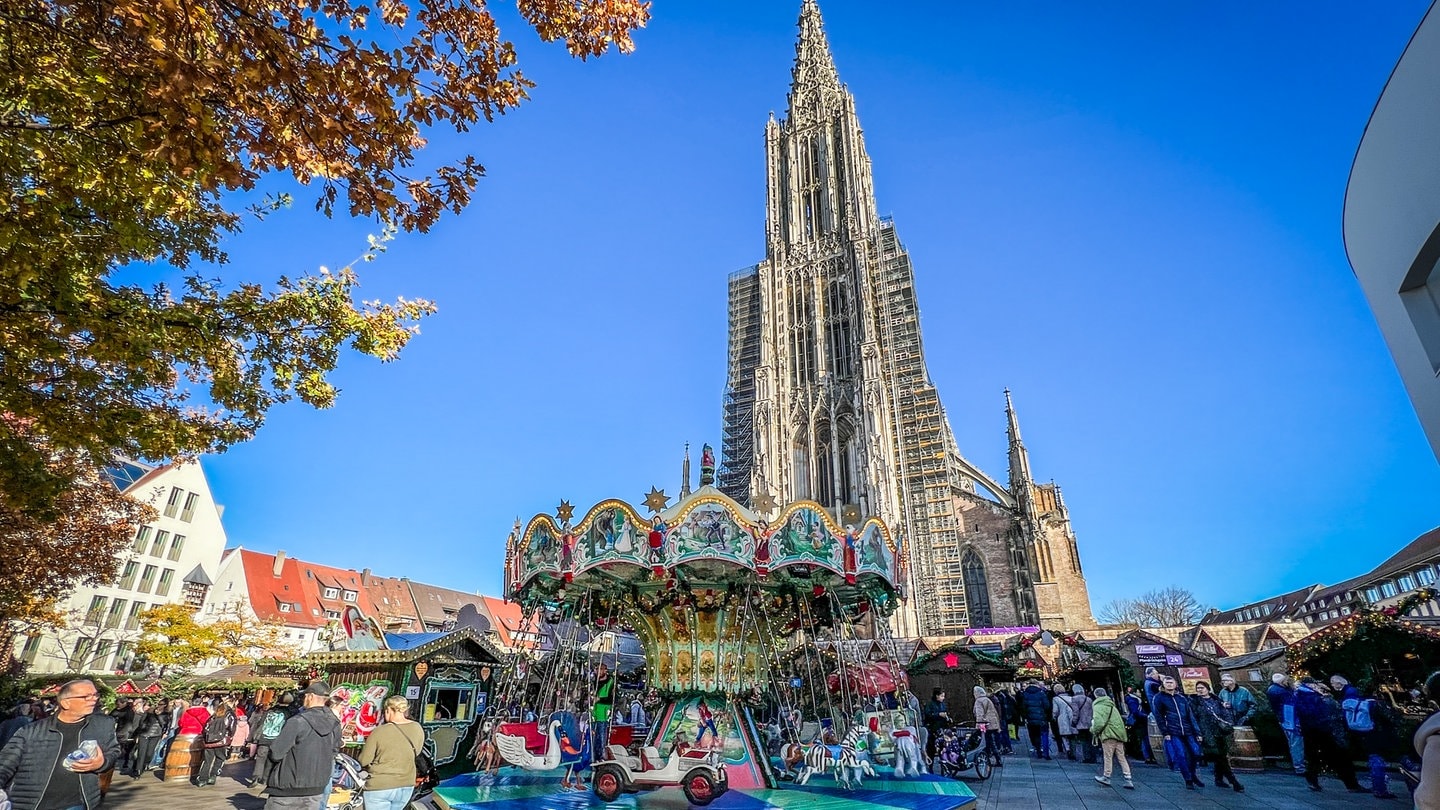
[827, 662, 907, 697]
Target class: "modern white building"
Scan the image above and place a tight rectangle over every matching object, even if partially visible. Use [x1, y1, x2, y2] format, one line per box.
[1345, 2, 1440, 462]
[14, 460, 229, 673]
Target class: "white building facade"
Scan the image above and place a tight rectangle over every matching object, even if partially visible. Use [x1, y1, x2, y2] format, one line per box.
[14, 460, 229, 674]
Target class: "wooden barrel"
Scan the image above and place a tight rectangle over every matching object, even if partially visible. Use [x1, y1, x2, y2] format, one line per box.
[1147, 719, 1168, 768]
[163, 734, 203, 782]
[1228, 726, 1264, 773]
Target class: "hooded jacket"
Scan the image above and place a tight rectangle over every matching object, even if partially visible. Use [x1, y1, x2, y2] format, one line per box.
[266, 706, 343, 797]
[973, 695, 1000, 728]
[1019, 685, 1051, 726]
[0, 713, 120, 810]
[1090, 697, 1127, 743]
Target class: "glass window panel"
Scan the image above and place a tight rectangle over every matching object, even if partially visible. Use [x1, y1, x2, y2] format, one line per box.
[150, 529, 169, 557]
[133, 526, 152, 553]
[168, 535, 184, 561]
[163, 487, 183, 518]
[117, 561, 138, 590]
[156, 568, 174, 597]
[86, 596, 107, 624]
[126, 601, 145, 631]
[138, 565, 157, 594]
[180, 492, 198, 522]
[105, 599, 127, 629]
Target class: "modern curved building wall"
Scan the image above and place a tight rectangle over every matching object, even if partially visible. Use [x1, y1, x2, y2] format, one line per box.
[1345, 1, 1440, 463]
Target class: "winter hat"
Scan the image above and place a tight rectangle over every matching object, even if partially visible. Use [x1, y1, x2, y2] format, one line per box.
[973, 686, 986, 698]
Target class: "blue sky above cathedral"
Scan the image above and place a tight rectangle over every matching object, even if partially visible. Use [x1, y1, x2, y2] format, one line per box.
[188, 1, 1440, 614]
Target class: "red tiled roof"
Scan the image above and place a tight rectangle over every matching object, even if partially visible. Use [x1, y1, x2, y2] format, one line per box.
[239, 550, 324, 628]
[361, 574, 423, 632]
[482, 596, 543, 650]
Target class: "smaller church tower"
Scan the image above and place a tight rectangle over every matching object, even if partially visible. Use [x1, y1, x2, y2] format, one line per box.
[680, 443, 693, 500]
[1007, 391, 1097, 630]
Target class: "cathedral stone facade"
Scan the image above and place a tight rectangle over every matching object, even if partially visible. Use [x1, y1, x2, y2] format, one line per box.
[719, 0, 1096, 637]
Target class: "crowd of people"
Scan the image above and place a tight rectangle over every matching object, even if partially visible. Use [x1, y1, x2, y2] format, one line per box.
[928, 665, 1440, 801]
[0, 678, 430, 810]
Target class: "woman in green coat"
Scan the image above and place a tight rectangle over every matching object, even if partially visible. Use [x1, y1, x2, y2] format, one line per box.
[1090, 688, 1133, 789]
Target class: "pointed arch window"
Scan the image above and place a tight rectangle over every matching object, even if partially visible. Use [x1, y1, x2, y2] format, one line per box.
[962, 549, 993, 629]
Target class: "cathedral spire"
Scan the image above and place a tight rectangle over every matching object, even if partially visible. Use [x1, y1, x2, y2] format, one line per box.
[789, 0, 842, 116]
[680, 442, 692, 499]
[1005, 388, 1034, 488]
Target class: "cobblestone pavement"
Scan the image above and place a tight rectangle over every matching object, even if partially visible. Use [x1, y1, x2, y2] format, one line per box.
[962, 749, 1416, 809]
[99, 752, 1417, 809]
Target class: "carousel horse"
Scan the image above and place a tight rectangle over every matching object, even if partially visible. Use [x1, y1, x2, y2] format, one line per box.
[469, 719, 503, 773]
[891, 725, 925, 778]
[796, 726, 872, 789]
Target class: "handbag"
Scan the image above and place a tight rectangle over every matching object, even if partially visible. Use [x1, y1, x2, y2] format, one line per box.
[402, 726, 435, 783]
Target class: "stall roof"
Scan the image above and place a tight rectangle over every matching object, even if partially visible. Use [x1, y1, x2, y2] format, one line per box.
[385, 632, 448, 650]
[307, 625, 503, 665]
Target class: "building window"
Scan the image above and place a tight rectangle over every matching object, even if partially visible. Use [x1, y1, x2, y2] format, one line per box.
[85, 596, 107, 625]
[342, 590, 358, 603]
[90, 639, 112, 670]
[156, 568, 174, 597]
[126, 601, 145, 631]
[1263, 639, 1285, 650]
[20, 634, 41, 665]
[1399, 574, 1417, 592]
[1365, 587, 1382, 603]
[72, 638, 92, 667]
[105, 599, 127, 629]
[1263, 604, 1272, 616]
[960, 550, 992, 629]
[150, 529, 169, 557]
[323, 588, 339, 600]
[1381, 581, 1399, 599]
[117, 561, 138, 590]
[1341, 606, 1352, 616]
[133, 526, 152, 553]
[113, 641, 133, 672]
[325, 610, 340, 620]
[1420, 568, 1437, 586]
[1248, 669, 1263, 682]
[180, 492, 198, 522]
[163, 487, 183, 518]
[183, 581, 207, 611]
[138, 565, 158, 594]
[1196, 641, 1217, 655]
[280, 603, 292, 613]
[167, 535, 185, 561]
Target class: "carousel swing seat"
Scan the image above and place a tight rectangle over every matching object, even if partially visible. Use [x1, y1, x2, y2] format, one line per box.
[497, 721, 549, 756]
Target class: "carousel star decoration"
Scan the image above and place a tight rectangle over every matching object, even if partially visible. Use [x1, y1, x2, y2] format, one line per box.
[643, 487, 669, 513]
[751, 488, 777, 514]
[556, 500, 575, 523]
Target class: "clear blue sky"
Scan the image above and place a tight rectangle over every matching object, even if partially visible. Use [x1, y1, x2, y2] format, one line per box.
[190, 1, 1440, 616]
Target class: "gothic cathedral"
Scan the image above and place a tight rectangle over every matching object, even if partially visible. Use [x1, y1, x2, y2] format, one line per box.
[719, 0, 1096, 637]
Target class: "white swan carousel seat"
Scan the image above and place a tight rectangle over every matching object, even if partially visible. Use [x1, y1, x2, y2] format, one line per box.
[494, 720, 562, 770]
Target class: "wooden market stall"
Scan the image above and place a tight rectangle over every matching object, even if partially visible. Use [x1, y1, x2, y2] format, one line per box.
[304, 625, 505, 768]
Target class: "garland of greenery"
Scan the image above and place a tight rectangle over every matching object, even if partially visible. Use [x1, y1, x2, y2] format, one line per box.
[909, 631, 1138, 687]
[1288, 587, 1440, 676]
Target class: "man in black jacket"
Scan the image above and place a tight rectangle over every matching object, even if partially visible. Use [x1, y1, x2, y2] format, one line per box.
[264, 682, 342, 810]
[0, 678, 120, 810]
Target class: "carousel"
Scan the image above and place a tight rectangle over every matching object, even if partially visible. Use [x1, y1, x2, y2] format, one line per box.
[432, 451, 977, 810]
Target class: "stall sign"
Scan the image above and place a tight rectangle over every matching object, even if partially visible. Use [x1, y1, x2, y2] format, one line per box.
[406, 686, 421, 700]
[1165, 654, 1184, 665]
[1134, 644, 1166, 655]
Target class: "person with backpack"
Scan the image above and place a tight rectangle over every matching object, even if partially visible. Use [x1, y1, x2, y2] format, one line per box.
[1331, 674, 1399, 799]
[250, 694, 292, 788]
[1294, 677, 1364, 793]
[197, 700, 237, 787]
[972, 686, 1003, 767]
[1191, 681, 1243, 792]
[1019, 680, 1053, 759]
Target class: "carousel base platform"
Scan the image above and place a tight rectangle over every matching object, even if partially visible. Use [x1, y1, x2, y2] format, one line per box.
[432, 767, 976, 810]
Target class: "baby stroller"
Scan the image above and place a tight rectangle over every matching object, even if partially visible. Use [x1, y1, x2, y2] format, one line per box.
[332, 752, 369, 810]
[931, 725, 991, 781]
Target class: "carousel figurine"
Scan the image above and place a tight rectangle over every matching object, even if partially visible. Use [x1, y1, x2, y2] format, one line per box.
[843, 525, 859, 585]
[648, 515, 668, 576]
[751, 519, 773, 577]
